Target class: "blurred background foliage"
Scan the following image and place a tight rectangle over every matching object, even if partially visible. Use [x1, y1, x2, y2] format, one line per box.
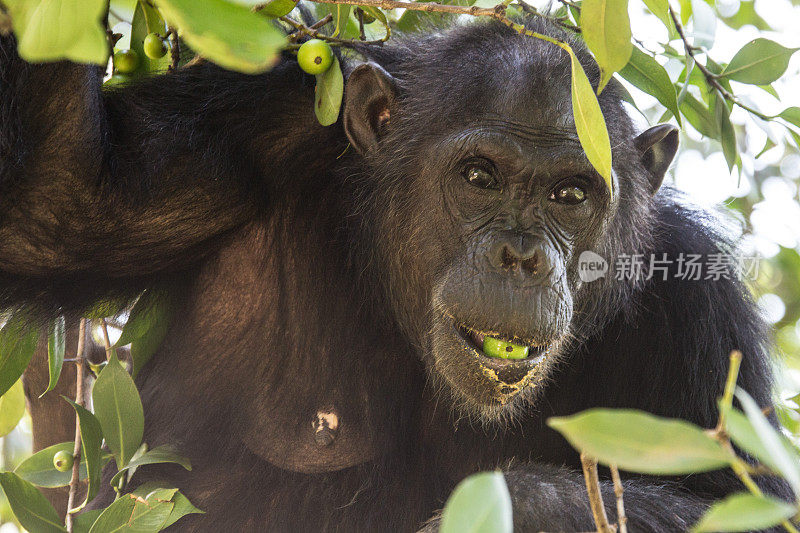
[0, 0, 799, 529]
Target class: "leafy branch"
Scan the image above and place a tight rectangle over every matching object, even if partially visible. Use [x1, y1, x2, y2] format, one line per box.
[551, 351, 800, 533]
[668, 7, 771, 122]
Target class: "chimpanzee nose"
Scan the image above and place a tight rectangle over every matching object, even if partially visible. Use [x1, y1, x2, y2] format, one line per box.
[487, 234, 544, 277]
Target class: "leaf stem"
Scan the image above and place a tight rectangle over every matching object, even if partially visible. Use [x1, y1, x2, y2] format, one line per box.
[716, 350, 743, 434]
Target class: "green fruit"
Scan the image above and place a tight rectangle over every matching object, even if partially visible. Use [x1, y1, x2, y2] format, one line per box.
[53, 450, 74, 472]
[114, 49, 139, 74]
[104, 74, 130, 87]
[482, 336, 529, 360]
[297, 39, 334, 75]
[143, 33, 168, 59]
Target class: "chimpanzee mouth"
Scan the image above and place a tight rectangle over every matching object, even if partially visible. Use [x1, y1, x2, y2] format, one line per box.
[455, 323, 552, 369]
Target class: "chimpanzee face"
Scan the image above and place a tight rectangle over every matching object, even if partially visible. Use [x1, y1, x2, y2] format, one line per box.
[423, 121, 614, 416]
[343, 26, 677, 421]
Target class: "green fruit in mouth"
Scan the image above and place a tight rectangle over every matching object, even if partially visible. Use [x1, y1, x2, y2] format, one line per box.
[482, 336, 529, 359]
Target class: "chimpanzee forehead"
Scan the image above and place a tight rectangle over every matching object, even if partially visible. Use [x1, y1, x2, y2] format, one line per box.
[410, 44, 578, 134]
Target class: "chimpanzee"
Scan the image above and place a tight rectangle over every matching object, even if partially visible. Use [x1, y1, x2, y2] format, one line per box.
[0, 15, 789, 532]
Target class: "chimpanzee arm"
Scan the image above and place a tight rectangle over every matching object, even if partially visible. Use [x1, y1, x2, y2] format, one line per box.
[422, 464, 789, 533]
[0, 36, 345, 316]
[502, 465, 710, 532]
[419, 465, 710, 532]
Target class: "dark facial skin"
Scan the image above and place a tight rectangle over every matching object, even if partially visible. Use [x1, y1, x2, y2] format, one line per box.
[428, 124, 610, 412]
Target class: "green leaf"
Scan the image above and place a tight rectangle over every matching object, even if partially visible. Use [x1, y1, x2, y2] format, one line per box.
[755, 138, 777, 159]
[720, 0, 770, 31]
[581, 0, 632, 92]
[440, 472, 513, 533]
[331, 4, 352, 38]
[110, 445, 192, 488]
[547, 409, 730, 474]
[641, 0, 673, 33]
[116, 289, 176, 377]
[0, 472, 66, 532]
[88, 489, 176, 533]
[724, 406, 800, 483]
[359, 6, 388, 25]
[619, 47, 681, 126]
[63, 398, 104, 510]
[690, 0, 716, 49]
[155, 0, 286, 73]
[789, 128, 800, 151]
[130, 0, 171, 76]
[778, 107, 800, 130]
[713, 91, 737, 171]
[92, 353, 144, 469]
[692, 492, 795, 532]
[680, 92, 718, 138]
[568, 51, 613, 194]
[257, 0, 298, 17]
[721, 39, 799, 85]
[315, 56, 344, 127]
[73, 510, 103, 533]
[162, 491, 204, 528]
[0, 314, 38, 397]
[15, 442, 87, 488]
[0, 378, 25, 437]
[735, 388, 800, 497]
[3, 0, 108, 64]
[42, 316, 66, 397]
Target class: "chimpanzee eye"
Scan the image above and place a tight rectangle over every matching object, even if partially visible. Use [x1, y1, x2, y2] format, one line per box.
[463, 163, 500, 190]
[550, 183, 587, 205]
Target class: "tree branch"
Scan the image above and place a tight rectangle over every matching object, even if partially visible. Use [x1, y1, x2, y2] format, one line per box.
[65, 319, 87, 533]
[581, 453, 615, 533]
[99, 318, 114, 361]
[610, 464, 627, 533]
[668, 7, 771, 121]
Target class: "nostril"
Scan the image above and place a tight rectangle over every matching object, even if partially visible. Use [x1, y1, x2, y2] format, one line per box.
[500, 245, 518, 271]
[521, 252, 539, 275]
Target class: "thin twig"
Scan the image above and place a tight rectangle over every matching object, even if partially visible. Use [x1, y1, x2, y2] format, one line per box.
[280, 15, 388, 45]
[581, 453, 614, 533]
[668, 7, 771, 121]
[99, 318, 114, 361]
[288, 13, 333, 42]
[715, 350, 743, 434]
[283, 0, 499, 16]
[357, 8, 366, 41]
[722, 441, 800, 533]
[167, 26, 180, 71]
[65, 319, 87, 533]
[518, 0, 581, 33]
[609, 465, 627, 533]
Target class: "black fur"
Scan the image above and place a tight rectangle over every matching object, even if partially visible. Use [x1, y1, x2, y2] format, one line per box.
[0, 17, 789, 532]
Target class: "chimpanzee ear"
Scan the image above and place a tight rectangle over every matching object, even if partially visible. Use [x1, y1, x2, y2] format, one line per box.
[343, 62, 398, 155]
[633, 124, 679, 194]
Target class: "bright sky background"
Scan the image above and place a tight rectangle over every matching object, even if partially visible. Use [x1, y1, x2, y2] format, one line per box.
[619, 0, 800, 337]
